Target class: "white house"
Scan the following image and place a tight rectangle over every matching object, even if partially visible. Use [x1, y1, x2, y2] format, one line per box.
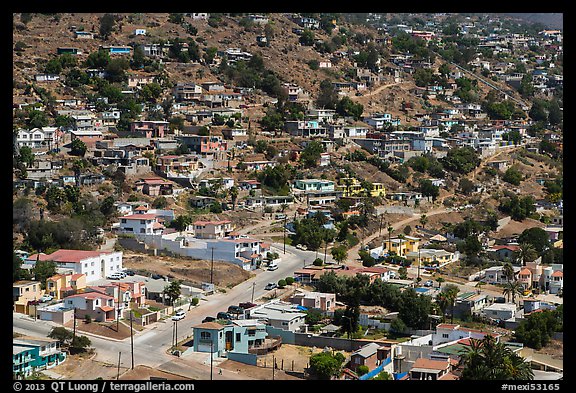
[118, 213, 165, 235]
[481, 303, 518, 321]
[16, 127, 60, 149]
[432, 323, 500, 345]
[193, 220, 234, 239]
[26, 250, 123, 283]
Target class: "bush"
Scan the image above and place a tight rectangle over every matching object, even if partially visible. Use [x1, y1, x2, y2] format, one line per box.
[356, 365, 369, 376]
[313, 258, 323, 266]
[285, 276, 295, 285]
[84, 315, 92, 324]
[191, 297, 199, 306]
[277, 279, 286, 288]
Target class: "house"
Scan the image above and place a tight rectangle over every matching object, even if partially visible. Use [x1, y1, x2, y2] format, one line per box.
[13, 281, 44, 314]
[482, 265, 521, 285]
[46, 273, 87, 300]
[293, 179, 335, 193]
[387, 191, 423, 202]
[405, 248, 457, 267]
[13, 336, 67, 378]
[26, 250, 123, 283]
[134, 28, 146, 36]
[198, 177, 235, 190]
[134, 177, 174, 196]
[488, 244, 520, 261]
[193, 220, 234, 239]
[173, 83, 203, 102]
[408, 357, 455, 380]
[63, 292, 117, 322]
[191, 319, 275, 365]
[285, 120, 328, 138]
[35, 74, 60, 82]
[239, 180, 261, 190]
[129, 120, 169, 139]
[364, 113, 401, 129]
[16, 127, 61, 149]
[289, 291, 336, 312]
[453, 292, 489, 319]
[118, 213, 165, 235]
[432, 323, 501, 346]
[127, 74, 155, 89]
[189, 196, 218, 209]
[348, 342, 393, 374]
[248, 300, 307, 332]
[70, 130, 103, 148]
[177, 135, 228, 155]
[481, 303, 518, 321]
[99, 45, 132, 55]
[74, 31, 94, 39]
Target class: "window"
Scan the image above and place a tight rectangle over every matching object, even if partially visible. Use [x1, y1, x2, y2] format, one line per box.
[91, 271, 94, 275]
[200, 332, 211, 340]
[236, 333, 241, 342]
[91, 262, 94, 266]
[442, 334, 449, 339]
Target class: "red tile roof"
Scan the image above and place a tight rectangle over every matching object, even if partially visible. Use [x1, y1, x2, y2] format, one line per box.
[31, 249, 114, 264]
[412, 357, 450, 371]
[100, 306, 115, 312]
[551, 271, 563, 277]
[65, 292, 114, 300]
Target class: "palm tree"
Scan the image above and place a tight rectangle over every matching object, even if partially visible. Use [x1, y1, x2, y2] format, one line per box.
[502, 280, 523, 304]
[503, 262, 515, 283]
[419, 214, 428, 229]
[387, 223, 394, 256]
[436, 276, 445, 289]
[436, 292, 450, 323]
[458, 335, 534, 380]
[518, 243, 537, 266]
[229, 186, 239, 211]
[397, 233, 405, 257]
[441, 284, 459, 323]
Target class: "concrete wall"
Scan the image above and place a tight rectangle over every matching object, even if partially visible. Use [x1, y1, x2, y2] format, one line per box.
[227, 351, 258, 366]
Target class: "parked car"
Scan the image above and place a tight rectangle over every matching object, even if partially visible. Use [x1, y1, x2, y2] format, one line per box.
[107, 272, 123, 280]
[295, 244, 307, 250]
[268, 262, 278, 271]
[424, 280, 433, 287]
[228, 305, 244, 314]
[39, 295, 53, 302]
[217, 312, 232, 320]
[202, 316, 216, 323]
[151, 273, 165, 280]
[265, 282, 277, 290]
[117, 271, 127, 279]
[172, 309, 186, 321]
[124, 269, 135, 276]
[239, 302, 257, 310]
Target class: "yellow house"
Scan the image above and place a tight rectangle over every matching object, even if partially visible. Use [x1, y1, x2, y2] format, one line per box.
[385, 236, 420, 257]
[405, 249, 455, 266]
[371, 182, 386, 198]
[13, 280, 44, 314]
[337, 178, 386, 198]
[46, 273, 87, 300]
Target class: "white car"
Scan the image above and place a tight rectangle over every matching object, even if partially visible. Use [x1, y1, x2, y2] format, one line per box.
[107, 272, 123, 280]
[172, 310, 186, 321]
[39, 295, 53, 302]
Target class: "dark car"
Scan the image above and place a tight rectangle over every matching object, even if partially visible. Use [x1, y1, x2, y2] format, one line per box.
[151, 273, 165, 280]
[217, 312, 232, 320]
[202, 316, 216, 323]
[228, 305, 244, 314]
[124, 269, 136, 276]
[239, 302, 257, 310]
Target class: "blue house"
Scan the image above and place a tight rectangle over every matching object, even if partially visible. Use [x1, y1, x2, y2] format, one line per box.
[192, 319, 273, 365]
[100, 45, 132, 55]
[13, 336, 67, 378]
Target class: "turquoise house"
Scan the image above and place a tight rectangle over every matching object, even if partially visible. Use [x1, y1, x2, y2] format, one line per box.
[13, 336, 67, 378]
[293, 179, 335, 192]
[192, 319, 270, 365]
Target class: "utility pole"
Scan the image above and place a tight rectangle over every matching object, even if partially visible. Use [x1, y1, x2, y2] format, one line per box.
[283, 215, 287, 254]
[417, 248, 421, 281]
[272, 355, 275, 380]
[73, 307, 77, 341]
[116, 282, 120, 332]
[210, 341, 214, 380]
[210, 247, 214, 284]
[117, 352, 122, 380]
[251, 282, 255, 303]
[175, 319, 178, 347]
[130, 310, 134, 369]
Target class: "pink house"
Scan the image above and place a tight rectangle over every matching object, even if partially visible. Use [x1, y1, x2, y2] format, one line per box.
[290, 291, 336, 312]
[129, 120, 169, 138]
[63, 292, 116, 322]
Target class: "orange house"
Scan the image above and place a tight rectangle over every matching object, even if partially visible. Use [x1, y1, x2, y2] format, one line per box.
[46, 273, 87, 300]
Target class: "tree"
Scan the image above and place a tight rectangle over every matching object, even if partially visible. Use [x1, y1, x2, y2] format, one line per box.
[99, 13, 116, 40]
[331, 245, 348, 265]
[502, 280, 523, 304]
[341, 305, 360, 338]
[440, 146, 480, 174]
[458, 335, 534, 380]
[398, 288, 433, 329]
[517, 243, 537, 265]
[518, 227, 550, 255]
[316, 79, 338, 110]
[45, 186, 67, 211]
[163, 280, 182, 305]
[359, 250, 376, 267]
[356, 365, 369, 376]
[48, 327, 74, 346]
[419, 214, 428, 229]
[277, 279, 287, 288]
[502, 166, 523, 186]
[70, 335, 92, 354]
[171, 215, 191, 234]
[32, 260, 57, 289]
[459, 178, 475, 195]
[514, 308, 562, 350]
[70, 139, 87, 157]
[299, 29, 315, 46]
[13, 252, 31, 282]
[85, 49, 111, 69]
[309, 351, 345, 380]
[18, 146, 35, 168]
[300, 140, 324, 168]
[438, 284, 459, 323]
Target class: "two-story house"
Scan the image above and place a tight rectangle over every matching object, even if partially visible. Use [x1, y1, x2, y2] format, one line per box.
[290, 291, 336, 312]
[46, 273, 87, 300]
[13, 336, 67, 378]
[118, 213, 165, 235]
[63, 292, 117, 322]
[293, 179, 335, 193]
[26, 250, 123, 283]
[193, 220, 234, 239]
[13, 281, 44, 314]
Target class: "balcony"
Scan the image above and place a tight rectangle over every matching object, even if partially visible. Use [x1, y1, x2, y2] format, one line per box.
[248, 336, 282, 355]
